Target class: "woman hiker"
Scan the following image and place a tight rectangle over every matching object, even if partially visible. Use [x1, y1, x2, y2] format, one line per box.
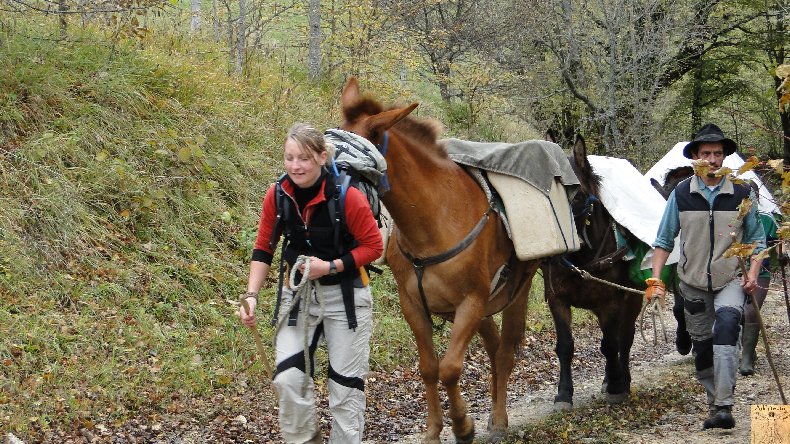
[239, 122, 383, 443]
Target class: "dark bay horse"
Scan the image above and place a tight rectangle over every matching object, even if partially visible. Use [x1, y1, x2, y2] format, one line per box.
[541, 136, 644, 409]
[339, 78, 541, 443]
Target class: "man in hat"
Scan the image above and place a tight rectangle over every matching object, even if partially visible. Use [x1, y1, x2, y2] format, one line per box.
[645, 123, 766, 430]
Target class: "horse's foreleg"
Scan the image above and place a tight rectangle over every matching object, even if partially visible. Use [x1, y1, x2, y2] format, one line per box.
[488, 288, 529, 441]
[440, 298, 485, 443]
[547, 290, 575, 410]
[477, 317, 500, 405]
[598, 305, 628, 404]
[400, 297, 443, 444]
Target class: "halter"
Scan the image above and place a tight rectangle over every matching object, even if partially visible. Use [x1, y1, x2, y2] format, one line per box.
[562, 192, 628, 272]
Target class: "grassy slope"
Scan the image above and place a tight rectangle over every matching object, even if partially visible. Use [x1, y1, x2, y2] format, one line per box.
[0, 26, 346, 437]
[0, 25, 554, 439]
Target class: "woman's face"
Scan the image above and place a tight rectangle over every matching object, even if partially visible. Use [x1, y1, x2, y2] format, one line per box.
[284, 138, 327, 188]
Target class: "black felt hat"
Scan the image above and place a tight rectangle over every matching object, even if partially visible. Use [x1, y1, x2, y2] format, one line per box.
[683, 123, 737, 159]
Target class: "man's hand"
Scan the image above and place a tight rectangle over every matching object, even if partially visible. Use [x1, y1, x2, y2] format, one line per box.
[644, 278, 666, 303]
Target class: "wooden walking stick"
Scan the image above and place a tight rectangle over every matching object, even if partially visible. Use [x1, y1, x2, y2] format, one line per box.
[735, 252, 787, 404]
[779, 242, 790, 326]
[240, 296, 274, 381]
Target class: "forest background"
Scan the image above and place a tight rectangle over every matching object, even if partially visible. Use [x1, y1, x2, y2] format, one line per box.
[2, 0, 790, 441]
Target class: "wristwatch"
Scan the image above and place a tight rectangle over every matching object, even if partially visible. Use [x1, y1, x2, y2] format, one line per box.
[328, 260, 338, 276]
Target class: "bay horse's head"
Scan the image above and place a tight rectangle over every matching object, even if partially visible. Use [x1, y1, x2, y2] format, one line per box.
[339, 78, 419, 148]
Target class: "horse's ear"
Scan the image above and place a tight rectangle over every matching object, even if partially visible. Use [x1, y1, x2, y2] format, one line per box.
[341, 77, 361, 111]
[573, 134, 589, 172]
[545, 129, 558, 143]
[650, 178, 670, 200]
[368, 103, 419, 132]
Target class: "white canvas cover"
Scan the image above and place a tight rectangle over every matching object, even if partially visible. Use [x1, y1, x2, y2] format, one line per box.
[586, 155, 679, 267]
[644, 142, 779, 215]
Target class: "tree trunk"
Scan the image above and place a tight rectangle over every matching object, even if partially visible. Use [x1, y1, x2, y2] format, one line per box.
[307, 0, 322, 80]
[236, 0, 246, 75]
[212, 0, 220, 41]
[191, 0, 201, 34]
[690, 62, 704, 135]
[774, 5, 790, 166]
[58, 0, 68, 36]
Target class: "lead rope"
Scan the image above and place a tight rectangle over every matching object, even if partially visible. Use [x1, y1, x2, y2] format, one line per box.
[563, 261, 669, 344]
[273, 255, 326, 397]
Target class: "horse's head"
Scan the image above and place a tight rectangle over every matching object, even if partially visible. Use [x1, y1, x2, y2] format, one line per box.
[567, 135, 602, 218]
[339, 78, 419, 148]
[661, 166, 693, 199]
[565, 135, 620, 260]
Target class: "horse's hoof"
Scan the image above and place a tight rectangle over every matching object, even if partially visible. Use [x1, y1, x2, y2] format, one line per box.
[420, 437, 441, 444]
[488, 428, 507, 443]
[600, 382, 608, 394]
[553, 401, 573, 411]
[606, 392, 629, 404]
[455, 424, 475, 444]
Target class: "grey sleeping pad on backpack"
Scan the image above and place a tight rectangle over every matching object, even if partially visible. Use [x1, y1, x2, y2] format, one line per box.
[324, 128, 388, 220]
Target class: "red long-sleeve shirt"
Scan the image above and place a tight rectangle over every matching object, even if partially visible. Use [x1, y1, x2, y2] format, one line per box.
[252, 176, 383, 272]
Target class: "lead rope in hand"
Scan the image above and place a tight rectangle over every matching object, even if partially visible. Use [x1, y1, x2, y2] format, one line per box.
[565, 262, 669, 345]
[639, 295, 669, 345]
[272, 255, 326, 397]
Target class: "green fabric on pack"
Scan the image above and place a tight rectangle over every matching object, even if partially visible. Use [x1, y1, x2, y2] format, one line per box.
[628, 241, 678, 289]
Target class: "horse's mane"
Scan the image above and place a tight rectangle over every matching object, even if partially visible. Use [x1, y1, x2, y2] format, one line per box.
[390, 110, 447, 157]
[344, 95, 446, 157]
[569, 155, 602, 197]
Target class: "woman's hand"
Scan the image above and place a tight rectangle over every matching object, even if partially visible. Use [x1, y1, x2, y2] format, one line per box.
[298, 256, 332, 279]
[239, 297, 257, 327]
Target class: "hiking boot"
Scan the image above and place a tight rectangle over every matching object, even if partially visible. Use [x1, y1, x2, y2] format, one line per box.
[703, 406, 735, 430]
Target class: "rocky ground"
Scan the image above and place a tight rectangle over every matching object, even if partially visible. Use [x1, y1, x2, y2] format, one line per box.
[10, 289, 790, 444]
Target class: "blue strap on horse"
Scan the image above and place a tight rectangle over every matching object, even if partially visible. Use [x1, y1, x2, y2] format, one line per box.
[377, 131, 391, 195]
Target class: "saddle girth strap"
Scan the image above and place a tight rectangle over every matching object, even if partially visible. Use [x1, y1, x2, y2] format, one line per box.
[397, 208, 492, 326]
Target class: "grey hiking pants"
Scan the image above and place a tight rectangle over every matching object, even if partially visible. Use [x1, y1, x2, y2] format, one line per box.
[680, 278, 745, 407]
[273, 283, 373, 444]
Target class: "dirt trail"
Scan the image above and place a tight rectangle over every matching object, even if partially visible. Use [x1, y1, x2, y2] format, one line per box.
[383, 290, 790, 444]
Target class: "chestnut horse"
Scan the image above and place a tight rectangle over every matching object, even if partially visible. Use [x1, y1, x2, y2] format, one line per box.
[339, 78, 541, 443]
[542, 136, 643, 409]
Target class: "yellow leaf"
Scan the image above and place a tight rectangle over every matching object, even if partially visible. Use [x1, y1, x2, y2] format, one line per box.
[776, 64, 790, 79]
[723, 241, 757, 259]
[755, 247, 773, 262]
[737, 156, 759, 175]
[692, 159, 711, 177]
[119, 209, 130, 218]
[95, 150, 109, 162]
[714, 166, 732, 177]
[737, 197, 753, 220]
[767, 158, 784, 174]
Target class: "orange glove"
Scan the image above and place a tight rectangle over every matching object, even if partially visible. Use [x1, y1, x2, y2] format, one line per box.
[644, 278, 666, 303]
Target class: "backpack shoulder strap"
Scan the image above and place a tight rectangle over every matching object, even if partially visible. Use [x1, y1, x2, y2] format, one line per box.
[327, 169, 352, 255]
[268, 173, 289, 250]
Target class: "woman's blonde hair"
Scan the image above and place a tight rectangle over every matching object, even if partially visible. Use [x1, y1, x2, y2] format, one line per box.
[286, 122, 334, 162]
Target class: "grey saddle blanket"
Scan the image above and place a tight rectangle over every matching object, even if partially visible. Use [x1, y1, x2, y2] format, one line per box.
[442, 138, 580, 194]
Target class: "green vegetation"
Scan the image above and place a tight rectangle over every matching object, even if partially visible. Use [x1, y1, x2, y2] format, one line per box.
[0, 23, 553, 439]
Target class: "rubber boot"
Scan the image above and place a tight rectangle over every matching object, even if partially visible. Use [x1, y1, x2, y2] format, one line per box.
[739, 323, 760, 376]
